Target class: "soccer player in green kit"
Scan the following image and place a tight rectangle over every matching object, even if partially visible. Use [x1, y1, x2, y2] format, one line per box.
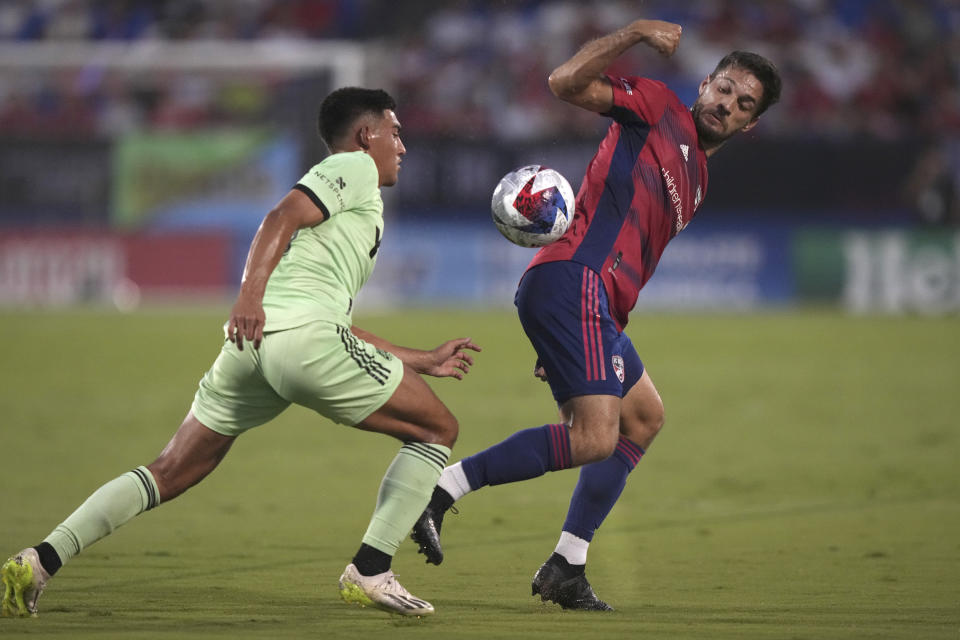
[2, 87, 479, 618]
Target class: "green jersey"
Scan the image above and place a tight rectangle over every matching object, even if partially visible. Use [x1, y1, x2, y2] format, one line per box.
[262, 151, 383, 330]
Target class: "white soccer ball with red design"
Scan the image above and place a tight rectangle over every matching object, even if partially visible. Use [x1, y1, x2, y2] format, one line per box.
[490, 165, 574, 247]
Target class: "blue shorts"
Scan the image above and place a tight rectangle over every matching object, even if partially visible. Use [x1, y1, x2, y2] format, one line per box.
[515, 261, 644, 404]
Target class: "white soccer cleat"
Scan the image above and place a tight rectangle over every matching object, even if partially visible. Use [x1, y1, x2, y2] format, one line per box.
[338, 563, 434, 616]
[1, 548, 51, 618]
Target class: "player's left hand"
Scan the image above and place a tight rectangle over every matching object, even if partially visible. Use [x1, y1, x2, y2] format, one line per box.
[422, 338, 481, 380]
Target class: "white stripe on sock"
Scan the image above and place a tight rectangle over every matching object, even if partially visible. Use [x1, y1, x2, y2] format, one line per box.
[437, 461, 473, 501]
[555, 530, 589, 565]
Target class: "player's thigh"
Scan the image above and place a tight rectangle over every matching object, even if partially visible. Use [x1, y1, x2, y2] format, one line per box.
[517, 262, 629, 404]
[263, 321, 411, 430]
[619, 369, 665, 449]
[191, 337, 291, 437]
[357, 364, 458, 446]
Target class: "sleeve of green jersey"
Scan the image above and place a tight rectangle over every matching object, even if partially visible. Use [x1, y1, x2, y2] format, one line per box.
[292, 152, 379, 221]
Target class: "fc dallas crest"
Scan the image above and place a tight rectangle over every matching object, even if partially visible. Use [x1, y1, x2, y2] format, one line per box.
[612, 355, 625, 383]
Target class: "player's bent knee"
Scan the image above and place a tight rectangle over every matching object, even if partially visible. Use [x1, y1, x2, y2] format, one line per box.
[622, 405, 665, 449]
[647, 411, 665, 438]
[597, 435, 619, 460]
[400, 399, 459, 447]
[427, 410, 459, 448]
[570, 428, 619, 465]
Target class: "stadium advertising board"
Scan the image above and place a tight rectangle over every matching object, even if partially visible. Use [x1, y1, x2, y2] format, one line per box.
[359, 222, 791, 312]
[3, 224, 955, 313]
[112, 129, 298, 233]
[0, 231, 230, 308]
[636, 226, 792, 309]
[796, 229, 960, 314]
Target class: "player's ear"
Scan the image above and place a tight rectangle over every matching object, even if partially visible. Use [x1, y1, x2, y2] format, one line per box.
[698, 75, 710, 95]
[357, 126, 370, 150]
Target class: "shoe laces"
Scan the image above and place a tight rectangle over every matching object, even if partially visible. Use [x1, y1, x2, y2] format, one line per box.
[378, 571, 410, 596]
[375, 570, 397, 587]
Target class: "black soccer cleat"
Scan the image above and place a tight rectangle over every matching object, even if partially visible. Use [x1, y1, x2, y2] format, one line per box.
[531, 555, 613, 611]
[411, 487, 456, 566]
[410, 505, 446, 565]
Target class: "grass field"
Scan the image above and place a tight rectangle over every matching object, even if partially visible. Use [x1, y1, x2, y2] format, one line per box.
[1, 307, 957, 639]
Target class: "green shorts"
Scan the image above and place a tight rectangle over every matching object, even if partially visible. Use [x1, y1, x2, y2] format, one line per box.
[191, 320, 404, 436]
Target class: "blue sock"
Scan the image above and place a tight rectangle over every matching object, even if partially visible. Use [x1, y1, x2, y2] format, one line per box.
[460, 424, 572, 489]
[562, 436, 645, 541]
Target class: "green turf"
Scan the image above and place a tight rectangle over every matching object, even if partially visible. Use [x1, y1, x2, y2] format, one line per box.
[1, 308, 957, 639]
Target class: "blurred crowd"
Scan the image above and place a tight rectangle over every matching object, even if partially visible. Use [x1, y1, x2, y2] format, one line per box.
[0, 0, 957, 143]
[395, 0, 960, 142]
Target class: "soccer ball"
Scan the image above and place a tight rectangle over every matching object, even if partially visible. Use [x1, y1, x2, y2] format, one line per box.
[490, 165, 574, 247]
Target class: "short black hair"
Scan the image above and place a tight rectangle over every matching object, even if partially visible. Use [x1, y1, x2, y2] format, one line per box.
[318, 87, 397, 150]
[712, 51, 782, 118]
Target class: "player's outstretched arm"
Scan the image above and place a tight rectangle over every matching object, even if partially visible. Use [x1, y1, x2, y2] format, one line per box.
[351, 327, 481, 380]
[548, 19, 682, 113]
[227, 189, 327, 351]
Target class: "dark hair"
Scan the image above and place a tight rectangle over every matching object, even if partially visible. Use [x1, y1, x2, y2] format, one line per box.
[318, 87, 397, 150]
[712, 51, 782, 117]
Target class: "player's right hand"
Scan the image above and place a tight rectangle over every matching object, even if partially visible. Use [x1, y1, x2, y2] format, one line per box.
[227, 294, 265, 351]
[635, 20, 682, 57]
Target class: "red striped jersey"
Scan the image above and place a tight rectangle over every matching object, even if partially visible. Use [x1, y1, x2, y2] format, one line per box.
[527, 75, 709, 330]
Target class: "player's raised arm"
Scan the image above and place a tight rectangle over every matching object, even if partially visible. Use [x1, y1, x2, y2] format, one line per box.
[228, 188, 327, 351]
[547, 19, 682, 113]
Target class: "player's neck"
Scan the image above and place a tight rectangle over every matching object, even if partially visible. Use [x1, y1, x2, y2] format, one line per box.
[702, 141, 723, 158]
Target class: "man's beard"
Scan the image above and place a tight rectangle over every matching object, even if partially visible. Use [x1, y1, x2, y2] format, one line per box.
[691, 102, 729, 146]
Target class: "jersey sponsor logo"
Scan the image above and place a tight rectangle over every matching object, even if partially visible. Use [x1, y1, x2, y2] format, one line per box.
[612, 354, 625, 383]
[313, 170, 346, 211]
[680, 144, 689, 162]
[335, 177, 346, 189]
[661, 167, 688, 233]
[619, 77, 633, 95]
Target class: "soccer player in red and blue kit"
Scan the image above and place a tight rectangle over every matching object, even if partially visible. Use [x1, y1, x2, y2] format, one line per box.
[413, 19, 782, 609]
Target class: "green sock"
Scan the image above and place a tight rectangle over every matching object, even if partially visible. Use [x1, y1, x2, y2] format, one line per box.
[361, 443, 451, 555]
[44, 466, 160, 566]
